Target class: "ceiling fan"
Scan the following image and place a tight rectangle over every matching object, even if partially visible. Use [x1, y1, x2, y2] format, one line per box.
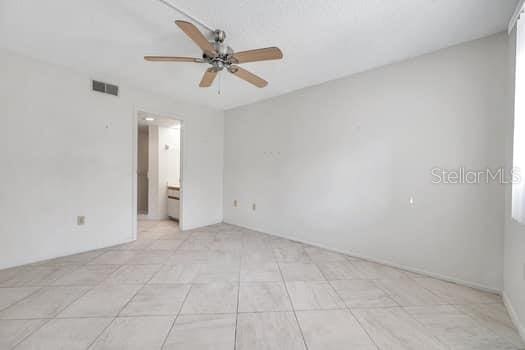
[144, 20, 283, 88]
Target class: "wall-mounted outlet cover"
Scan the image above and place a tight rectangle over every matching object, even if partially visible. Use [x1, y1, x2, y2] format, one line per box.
[77, 216, 86, 226]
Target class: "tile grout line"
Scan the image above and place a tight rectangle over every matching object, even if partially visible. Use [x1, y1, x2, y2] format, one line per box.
[157, 224, 195, 350]
[335, 271, 469, 350]
[143, 230, 192, 283]
[346, 308, 381, 350]
[398, 304, 457, 349]
[368, 280, 403, 308]
[233, 235, 245, 350]
[317, 262, 381, 350]
[3, 266, 122, 320]
[160, 284, 193, 349]
[409, 277, 456, 304]
[447, 303, 523, 346]
[115, 226, 193, 319]
[85, 316, 118, 349]
[276, 261, 310, 350]
[0, 286, 44, 314]
[10, 283, 98, 349]
[87, 223, 190, 349]
[233, 243, 242, 350]
[49, 281, 98, 317]
[63, 274, 133, 349]
[10, 318, 54, 349]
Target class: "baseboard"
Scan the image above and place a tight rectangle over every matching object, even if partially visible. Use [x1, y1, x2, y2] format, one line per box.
[184, 220, 223, 231]
[0, 237, 135, 270]
[223, 220, 501, 294]
[503, 292, 525, 342]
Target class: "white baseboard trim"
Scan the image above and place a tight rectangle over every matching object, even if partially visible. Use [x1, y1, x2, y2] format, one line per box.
[0, 236, 136, 270]
[503, 292, 525, 342]
[223, 220, 501, 294]
[184, 220, 223, 231]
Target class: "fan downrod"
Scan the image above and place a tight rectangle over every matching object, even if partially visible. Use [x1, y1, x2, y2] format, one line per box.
[214, 29, 226, 43]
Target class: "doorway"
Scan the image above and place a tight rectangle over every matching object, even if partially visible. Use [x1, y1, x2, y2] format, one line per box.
[135, 111, 183, 232]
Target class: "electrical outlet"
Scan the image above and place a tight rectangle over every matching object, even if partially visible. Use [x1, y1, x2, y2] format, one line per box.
[77, 216, 85, 226]
[233, 200, 238, 207]
[252, 203, 256, 211]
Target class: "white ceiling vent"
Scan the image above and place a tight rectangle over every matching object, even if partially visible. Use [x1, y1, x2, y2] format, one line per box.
[91, 80, 119, 96]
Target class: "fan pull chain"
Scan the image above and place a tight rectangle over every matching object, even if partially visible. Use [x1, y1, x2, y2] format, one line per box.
[218, 71, 222, 95]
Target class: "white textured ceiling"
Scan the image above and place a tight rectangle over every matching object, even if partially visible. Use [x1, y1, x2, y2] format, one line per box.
[0, 0, 517, 110]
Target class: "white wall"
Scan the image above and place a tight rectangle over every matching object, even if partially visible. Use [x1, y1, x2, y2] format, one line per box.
[162, 127, 181, 188]
[0, 48, 224, 269]
[504, 27, 525, 339]
[224, 33, 508, 291]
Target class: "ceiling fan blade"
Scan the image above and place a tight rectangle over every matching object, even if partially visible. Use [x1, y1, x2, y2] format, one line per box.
[144, 56, 203, 62]
[232, 47, 283, 64]
[199, 68, 218, 87]
[175, 20, 217, 57]
[228, 65, 268, 88]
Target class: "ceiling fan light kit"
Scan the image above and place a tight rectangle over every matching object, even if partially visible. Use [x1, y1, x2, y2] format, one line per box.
[144, 16, 283, 90]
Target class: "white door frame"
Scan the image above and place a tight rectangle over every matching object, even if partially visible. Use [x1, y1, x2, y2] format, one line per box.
[132, 108, 185, 240]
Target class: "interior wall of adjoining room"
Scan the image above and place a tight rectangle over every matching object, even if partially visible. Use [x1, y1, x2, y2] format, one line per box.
[156, 124, 181, 220]
[161, 127, 181, 188]
[142, 123, 181, 220]
[223, 33, 508, 291]
[0, 48, 224, 269]
[137, 125, 149, 214]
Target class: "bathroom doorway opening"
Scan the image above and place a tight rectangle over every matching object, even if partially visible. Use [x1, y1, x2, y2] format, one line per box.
[135, 111, 183, 234]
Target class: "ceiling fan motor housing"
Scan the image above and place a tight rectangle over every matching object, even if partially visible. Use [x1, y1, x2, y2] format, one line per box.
[204, 37, 234, 71]
[145, 20, 281, 88]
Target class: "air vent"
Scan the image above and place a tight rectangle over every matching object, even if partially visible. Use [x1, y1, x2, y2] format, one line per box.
[92, 80, 119, 97]
[105, 83, 119, 96]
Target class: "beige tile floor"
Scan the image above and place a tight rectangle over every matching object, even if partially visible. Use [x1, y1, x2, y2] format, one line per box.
[0, 220, 523, 350]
